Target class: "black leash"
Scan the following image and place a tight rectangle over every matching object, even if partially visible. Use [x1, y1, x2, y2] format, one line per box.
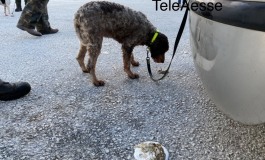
[146, 4, 189, 81]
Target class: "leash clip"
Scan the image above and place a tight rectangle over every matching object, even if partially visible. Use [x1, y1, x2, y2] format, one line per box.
[146, 48, 150, 57]
[146, 48, 150, 64]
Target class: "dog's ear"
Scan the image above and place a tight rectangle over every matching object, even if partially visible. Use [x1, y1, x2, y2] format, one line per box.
[149, 32, 169, 58]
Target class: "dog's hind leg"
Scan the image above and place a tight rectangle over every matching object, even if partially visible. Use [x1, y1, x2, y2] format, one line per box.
[76, 43, 88, 73]
[4, 6, 7, 16]
[122, 45, 139, 79]
[6, 6, 10, 16]
[131, 54, 139, 67]
[87, 37, 105, 86]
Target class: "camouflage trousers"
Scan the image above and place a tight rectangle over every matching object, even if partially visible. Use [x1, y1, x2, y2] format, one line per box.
[15, 0, 28, 5]
[17, 0, 51, 31]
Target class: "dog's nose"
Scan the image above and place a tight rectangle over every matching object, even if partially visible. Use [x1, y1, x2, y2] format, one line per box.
[152, 55, 165, 63]
[158, 57, 165, 63]
[154, 59, 164, 63]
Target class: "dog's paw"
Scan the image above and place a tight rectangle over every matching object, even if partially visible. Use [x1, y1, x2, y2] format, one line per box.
[131, 61, 140, 67]
[129, 73, 139, 79]
[82, 68, 90, 73]
[93, 80, 105, 86]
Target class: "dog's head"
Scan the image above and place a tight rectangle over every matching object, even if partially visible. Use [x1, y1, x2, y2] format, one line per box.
[148, 32, 169, 63]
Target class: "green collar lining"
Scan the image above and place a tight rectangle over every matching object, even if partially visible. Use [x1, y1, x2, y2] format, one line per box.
[151, 30, 159, 44]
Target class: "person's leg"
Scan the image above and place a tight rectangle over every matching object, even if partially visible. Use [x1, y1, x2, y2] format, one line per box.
[36, 5, 50, 32]
[15, 0, 22, 12]
[0, 79, 31, 101]
[16, 0, 45, 36]
[36, 0, 58, 34]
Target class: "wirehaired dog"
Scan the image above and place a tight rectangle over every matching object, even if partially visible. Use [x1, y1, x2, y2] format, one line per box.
[0, 0, 11, 16]
[74, 1, 169, 86]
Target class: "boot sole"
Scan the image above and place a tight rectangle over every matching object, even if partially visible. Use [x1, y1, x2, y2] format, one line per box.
[17, 25, 42, 36]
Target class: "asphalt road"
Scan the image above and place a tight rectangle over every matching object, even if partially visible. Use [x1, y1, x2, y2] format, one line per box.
[1, 0, 265, 159]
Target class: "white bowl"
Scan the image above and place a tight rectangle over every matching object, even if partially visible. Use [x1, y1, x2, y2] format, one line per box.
[134, 141, 169, 160]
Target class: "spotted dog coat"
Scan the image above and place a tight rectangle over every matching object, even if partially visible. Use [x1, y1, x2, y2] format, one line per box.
[74, 1, 169, 86]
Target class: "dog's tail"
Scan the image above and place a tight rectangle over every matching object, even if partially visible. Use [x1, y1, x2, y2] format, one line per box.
[74, 13, 83, 41]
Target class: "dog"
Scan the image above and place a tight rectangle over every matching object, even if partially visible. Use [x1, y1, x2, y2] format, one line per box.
[0, 0, 11, 16]
[74, 1, 169, 86]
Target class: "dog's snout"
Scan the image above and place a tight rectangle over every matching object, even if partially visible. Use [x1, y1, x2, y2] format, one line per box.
[157, 59, 164, 63]
[153, 55, 165, 63]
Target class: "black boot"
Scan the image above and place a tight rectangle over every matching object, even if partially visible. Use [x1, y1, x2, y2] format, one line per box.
[38, 27, 59, 35]
[0, 81, 31, 101]
[15, 0, 22, 12]
[17, 24, 42, 36]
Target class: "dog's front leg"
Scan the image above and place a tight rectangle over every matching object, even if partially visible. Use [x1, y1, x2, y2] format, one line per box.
[131, 54, 140, 67]
[122, 45, 139, 79]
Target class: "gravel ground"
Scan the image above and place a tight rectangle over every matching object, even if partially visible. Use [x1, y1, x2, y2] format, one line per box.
[1, 0, 265, 159]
